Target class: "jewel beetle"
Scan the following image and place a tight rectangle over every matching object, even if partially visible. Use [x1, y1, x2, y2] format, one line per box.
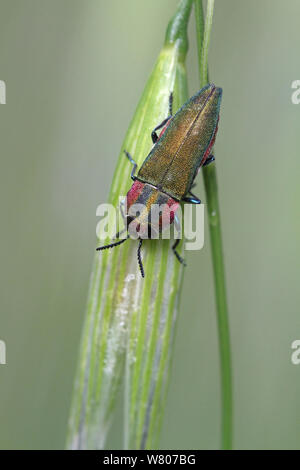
[96, 83, 222, 277]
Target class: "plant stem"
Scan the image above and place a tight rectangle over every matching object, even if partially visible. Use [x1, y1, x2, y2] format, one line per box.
[194, 0, 233, 450]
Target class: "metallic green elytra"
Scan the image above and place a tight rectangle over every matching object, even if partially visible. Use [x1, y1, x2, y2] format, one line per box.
[97, 84, 222, 277]
[138, 83, 222, 200]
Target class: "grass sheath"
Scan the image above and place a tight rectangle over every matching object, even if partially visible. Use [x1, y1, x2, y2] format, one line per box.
[66, 0, 193, 450]
[194, 0, 233, 450]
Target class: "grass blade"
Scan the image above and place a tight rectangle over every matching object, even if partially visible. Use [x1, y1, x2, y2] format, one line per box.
[66, 0, 193, 450]
[194, 0, 233, 450]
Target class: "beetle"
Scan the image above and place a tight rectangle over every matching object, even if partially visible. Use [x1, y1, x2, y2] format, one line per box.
[96, 83, 222, 277]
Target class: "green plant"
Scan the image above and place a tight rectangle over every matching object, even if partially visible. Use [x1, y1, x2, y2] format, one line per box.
[195, 0, 233, 450]
[66, 0, 192, 450]
[66, 0, 232, 451]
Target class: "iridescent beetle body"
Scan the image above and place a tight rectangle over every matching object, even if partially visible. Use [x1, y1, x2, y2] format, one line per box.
[97, 84, 222, 277]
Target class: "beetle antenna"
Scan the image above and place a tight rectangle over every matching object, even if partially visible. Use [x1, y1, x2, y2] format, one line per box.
[169, 91, 173, 115]
[96, 235, 129, 251]
[137, 238, 145, 278]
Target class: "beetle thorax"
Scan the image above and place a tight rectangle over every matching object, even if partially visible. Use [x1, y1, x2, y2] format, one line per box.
[125, 180, 179, 239]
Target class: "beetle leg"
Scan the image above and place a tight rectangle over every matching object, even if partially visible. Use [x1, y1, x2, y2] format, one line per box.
[151, 92, 174, 143]
[137, 238, 145, 278]
[203, 154, 215, 167]
[172, 214, 186, 266]
[189, 191, 201, 203]
[182, 191, 201, 204]
[172, 239, 186, 266]
[168, 91, 173, 115]
[151, 116, 171, 144]
[124, 150, 138, 180]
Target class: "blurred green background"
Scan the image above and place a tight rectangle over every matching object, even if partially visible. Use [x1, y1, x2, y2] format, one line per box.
[0, 0, 299, 450]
